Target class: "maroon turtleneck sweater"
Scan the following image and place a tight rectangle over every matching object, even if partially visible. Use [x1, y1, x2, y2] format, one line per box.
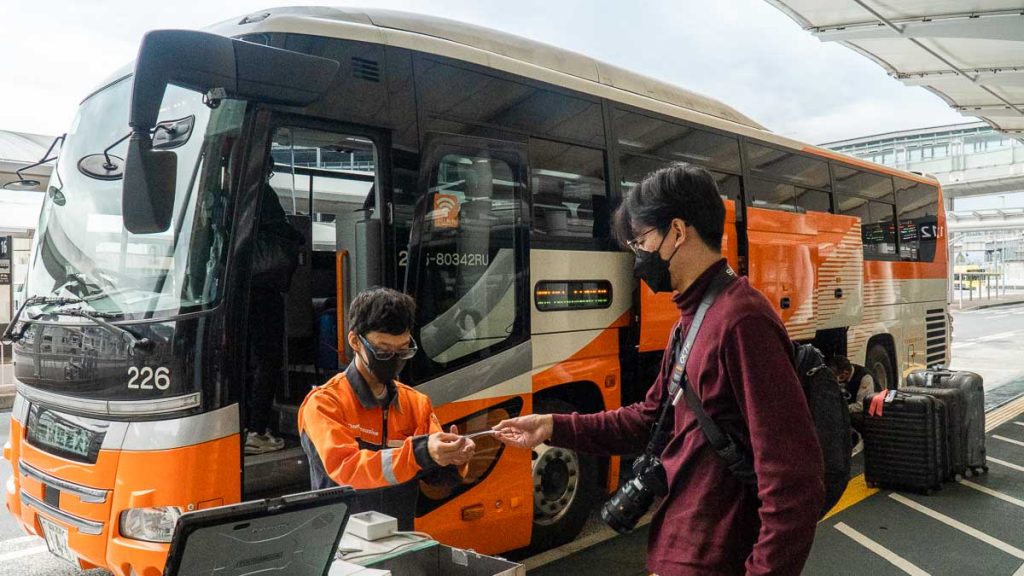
[551, 260, 824, 576]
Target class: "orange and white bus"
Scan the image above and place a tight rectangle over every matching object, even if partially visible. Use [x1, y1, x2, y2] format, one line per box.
[3, 8, 948, 574]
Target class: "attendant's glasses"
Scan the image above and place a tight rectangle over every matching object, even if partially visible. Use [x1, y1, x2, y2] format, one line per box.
[358, 334, 418, 360]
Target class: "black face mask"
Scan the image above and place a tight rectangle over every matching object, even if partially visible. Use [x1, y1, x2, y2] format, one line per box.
[366, 354, 407, 389]
[358, 337, 409, 393]
[633, 232, 679, 293]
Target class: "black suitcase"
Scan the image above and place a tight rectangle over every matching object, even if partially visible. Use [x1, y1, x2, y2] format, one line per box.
[862, 390, 947, 493]
[906, 370, 987, 476]
[901, 385, 965, 481]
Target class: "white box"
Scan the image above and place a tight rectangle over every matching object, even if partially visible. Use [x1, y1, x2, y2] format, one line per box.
[346, 511, 398, 541]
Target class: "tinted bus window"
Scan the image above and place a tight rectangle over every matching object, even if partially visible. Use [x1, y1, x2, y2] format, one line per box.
[748, 179, 830, 213]
[414, 152, 522, 367]
[613, 110, 740, 173]
[896, 178, 939, 262]
[530, 139, 609, 244]
[837, 194, 898, 261]
[833, 164, 894, 201]
[619, 154, 740, 203]
[417, 58, 604, 146]
[745, 142, 830, 189]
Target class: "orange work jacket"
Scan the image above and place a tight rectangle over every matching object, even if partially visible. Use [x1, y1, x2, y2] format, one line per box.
[297, 363, 459, 527]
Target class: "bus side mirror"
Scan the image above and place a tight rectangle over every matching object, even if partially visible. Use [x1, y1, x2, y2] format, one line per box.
[123, 29, 340, 234]
[124, 132, 177, 234]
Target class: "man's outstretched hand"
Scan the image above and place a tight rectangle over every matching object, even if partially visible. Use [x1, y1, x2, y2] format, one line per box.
[492, 414, 554, 449]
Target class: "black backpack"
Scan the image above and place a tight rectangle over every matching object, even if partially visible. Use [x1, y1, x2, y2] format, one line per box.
[793, 342, 853, 518]
[686, 341, 852, 519]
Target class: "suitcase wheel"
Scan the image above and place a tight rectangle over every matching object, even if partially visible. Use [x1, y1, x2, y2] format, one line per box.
[953, 473, 963, 482]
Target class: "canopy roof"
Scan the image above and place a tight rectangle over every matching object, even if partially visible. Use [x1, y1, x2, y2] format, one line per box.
[0, 130, 54, 164]
[767, 1, 1024, 134]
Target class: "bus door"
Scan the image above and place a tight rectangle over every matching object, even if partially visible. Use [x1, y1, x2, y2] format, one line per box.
[243, 123, 387, 498]
[405, 135, 533, 553]
[268, 122, 388, 371]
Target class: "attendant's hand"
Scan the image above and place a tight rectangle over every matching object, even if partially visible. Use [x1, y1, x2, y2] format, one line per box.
[428, 425, 476, 466]
[492, 414, 553, 449]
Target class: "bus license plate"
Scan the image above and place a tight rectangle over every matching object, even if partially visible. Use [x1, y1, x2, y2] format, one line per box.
[38, 516, 76, 565]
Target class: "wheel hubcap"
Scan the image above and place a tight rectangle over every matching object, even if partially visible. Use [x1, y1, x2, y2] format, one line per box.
[532, 443, 580, 526]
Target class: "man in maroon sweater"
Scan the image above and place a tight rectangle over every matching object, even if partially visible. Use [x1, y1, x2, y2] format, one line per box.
[495, 164, 824, 575]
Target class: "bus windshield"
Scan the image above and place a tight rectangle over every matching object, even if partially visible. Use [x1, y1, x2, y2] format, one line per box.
[25, 76, 247, 318]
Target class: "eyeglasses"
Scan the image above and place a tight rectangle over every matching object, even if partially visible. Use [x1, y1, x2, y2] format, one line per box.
[625, 228, 658, 255]
[359, 334, 418, 361]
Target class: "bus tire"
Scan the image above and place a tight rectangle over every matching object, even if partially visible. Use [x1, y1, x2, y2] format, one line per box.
[866, 342, 895, 391]
[529, 398, 600, 551]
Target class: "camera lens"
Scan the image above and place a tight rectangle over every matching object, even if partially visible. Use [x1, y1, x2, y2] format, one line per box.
[600, 478, 653, 534]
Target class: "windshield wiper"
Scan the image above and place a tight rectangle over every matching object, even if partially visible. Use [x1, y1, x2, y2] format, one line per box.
[0, 296, 154, 353]
[1, 295, 83, 343]
[54, 307, 154, 353]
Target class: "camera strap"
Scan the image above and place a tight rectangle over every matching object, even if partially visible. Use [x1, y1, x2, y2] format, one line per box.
[643, 265, 734, 458]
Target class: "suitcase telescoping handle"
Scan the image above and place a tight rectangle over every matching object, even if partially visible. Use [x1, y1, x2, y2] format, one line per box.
[927, 370, 953, 387]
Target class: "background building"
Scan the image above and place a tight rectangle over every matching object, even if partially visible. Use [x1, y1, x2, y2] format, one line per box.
[0, 130, 54, 338]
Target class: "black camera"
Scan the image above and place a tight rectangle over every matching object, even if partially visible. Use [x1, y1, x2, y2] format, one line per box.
[600, 452, 668, 534]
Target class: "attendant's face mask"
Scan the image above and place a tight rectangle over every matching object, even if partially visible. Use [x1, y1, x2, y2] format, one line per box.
[358, 333, 417, 386]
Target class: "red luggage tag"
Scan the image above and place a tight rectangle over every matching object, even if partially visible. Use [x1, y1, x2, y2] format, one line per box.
[868, 393, 886, 417]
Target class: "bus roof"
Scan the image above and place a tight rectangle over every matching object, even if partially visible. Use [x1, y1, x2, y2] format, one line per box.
[157, 7, 931, 187]
[208, 7, 767, 132]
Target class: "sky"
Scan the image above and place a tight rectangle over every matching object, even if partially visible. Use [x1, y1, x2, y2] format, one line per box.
[0, 0, 968, 145]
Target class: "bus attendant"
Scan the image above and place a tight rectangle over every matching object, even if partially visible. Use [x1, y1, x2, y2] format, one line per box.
[495, 164, 824, 576]
[297, 287, 475, 528]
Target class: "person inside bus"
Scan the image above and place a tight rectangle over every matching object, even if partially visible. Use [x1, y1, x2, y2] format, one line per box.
[244, 158, 306, 454]
[296, 287, 475, 529]
[493, 163, 824, 576]
[826, 354, 874, 450]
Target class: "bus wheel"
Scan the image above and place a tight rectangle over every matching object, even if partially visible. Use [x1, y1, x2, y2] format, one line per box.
[866, 343, 895, 391]
[530, 399, 599, 551]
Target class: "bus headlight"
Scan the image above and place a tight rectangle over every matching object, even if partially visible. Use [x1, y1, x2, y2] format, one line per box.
[118, 506, 183, 542]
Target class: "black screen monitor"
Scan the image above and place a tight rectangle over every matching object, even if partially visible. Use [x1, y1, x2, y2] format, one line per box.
[163, 487, 354, 576]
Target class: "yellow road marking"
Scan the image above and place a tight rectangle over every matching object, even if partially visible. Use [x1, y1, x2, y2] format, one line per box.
[821, 474, 879, 522]
[987, 395, 1024, 431]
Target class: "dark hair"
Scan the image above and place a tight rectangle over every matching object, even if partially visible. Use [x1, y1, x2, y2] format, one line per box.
[612, 163, 725, 251]
[826, 355, 853, 373]
[349, 287, 416, 336]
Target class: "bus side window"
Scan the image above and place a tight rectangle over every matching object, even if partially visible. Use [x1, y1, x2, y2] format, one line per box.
[837, 194, 899, 261]
[529, 139, 608, 247]
[896, 178, 939, 262]
[746, 142, 830, 191]
[619, 153, 741, 205]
